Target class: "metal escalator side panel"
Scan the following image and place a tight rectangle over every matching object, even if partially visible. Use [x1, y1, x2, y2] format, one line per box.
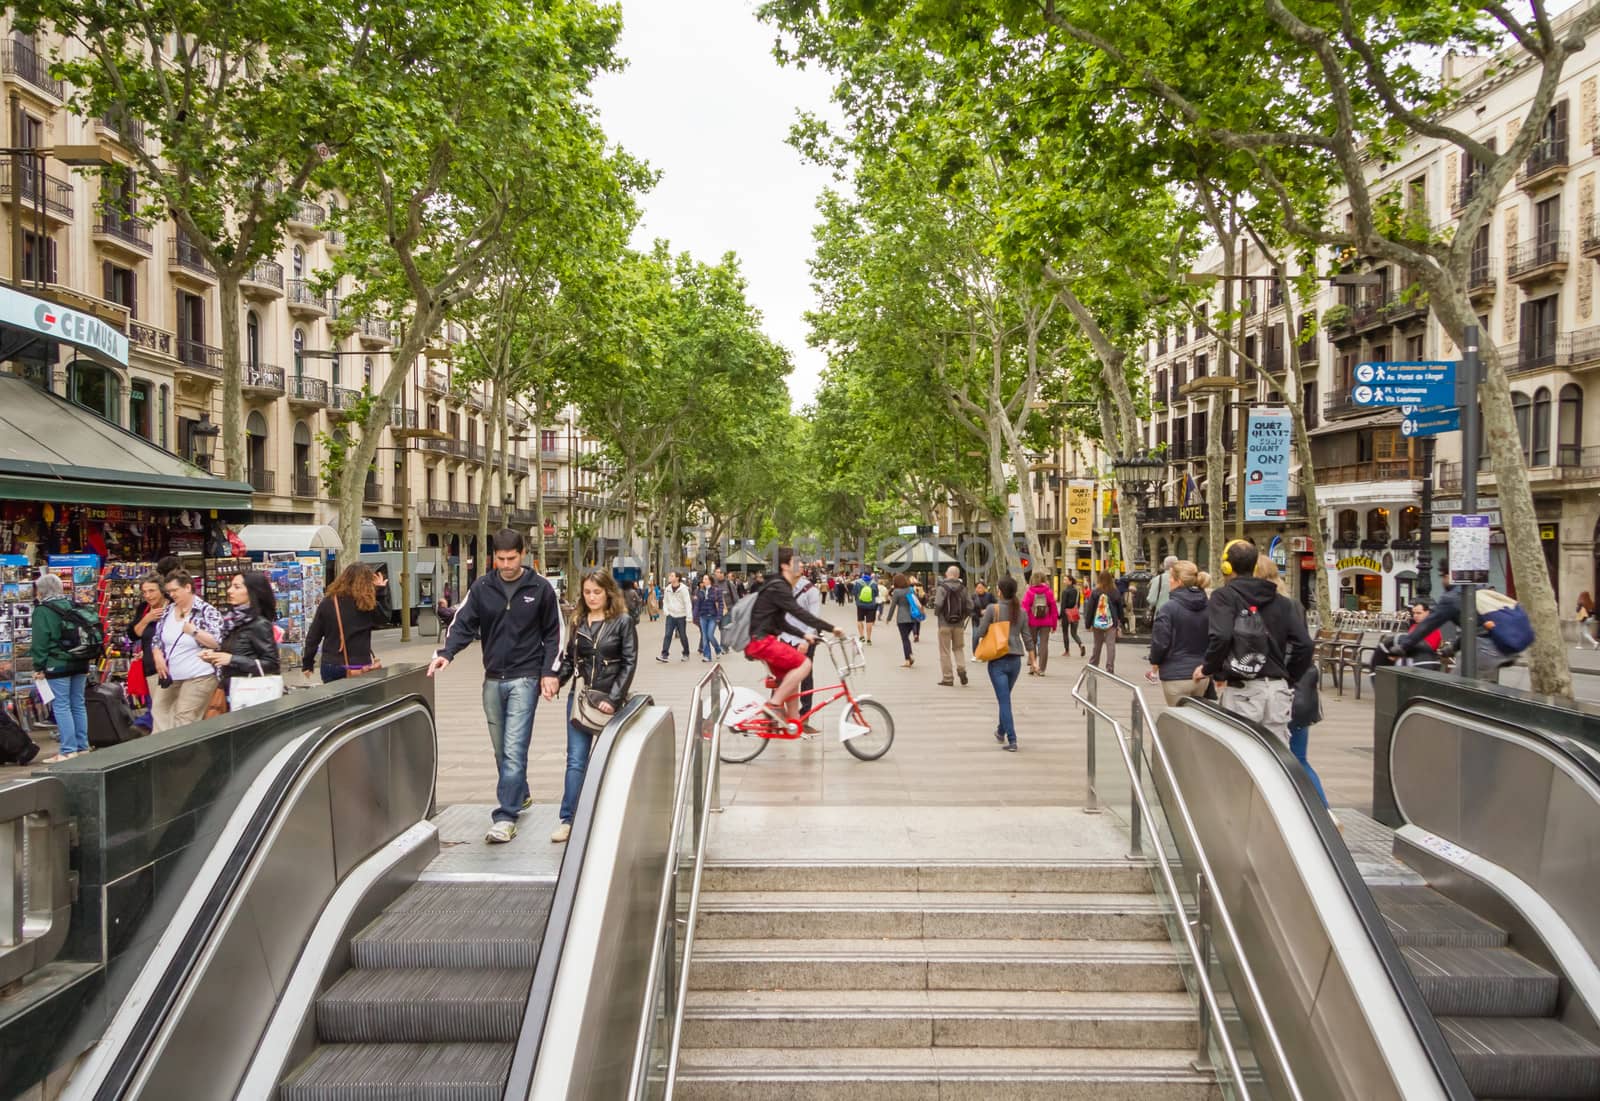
[502, 698, 676, 1101]
[65, 693, 437, 1101]
[1155, 703, 1469, 1101]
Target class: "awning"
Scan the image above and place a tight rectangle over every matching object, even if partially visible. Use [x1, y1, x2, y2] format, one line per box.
[0, 375, 252, 509]
[0, 283, 128, 368]
[237, 524, 344, 553]
[722, 547, 766, 567]
[880, 538, 958, 569]
[1307, 409, 1402, 436]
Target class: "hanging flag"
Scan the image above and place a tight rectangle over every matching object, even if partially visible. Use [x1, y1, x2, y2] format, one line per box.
[1183, 473, 1197, 505]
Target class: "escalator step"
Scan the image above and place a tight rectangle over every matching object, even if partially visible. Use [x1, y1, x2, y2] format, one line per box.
[1439, 1016, 1600, 1099]
[1369, 886, 1508, 948]
[386, 882, 553, 914]
[351, 910, 546, 970]
[317, 968, 533, 1043]
[1401, 947, 1559, 1018]
[279, 1042, 511, 1101]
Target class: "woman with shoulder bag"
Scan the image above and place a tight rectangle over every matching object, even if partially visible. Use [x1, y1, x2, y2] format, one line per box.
[554, 569, 638, 844]
[199, 572, 282, 714]
[974, 575, 1031, 752]
[303, 563, 393, 682]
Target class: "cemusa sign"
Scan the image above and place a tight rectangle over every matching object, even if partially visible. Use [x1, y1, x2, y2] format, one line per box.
[0, 283, 129, 367]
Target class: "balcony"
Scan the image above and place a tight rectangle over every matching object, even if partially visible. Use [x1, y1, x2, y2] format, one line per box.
[1500, 341, 1560, 376]
[1322, 386, 1367, 420]
[287, 375, 329, 408]
[167, 235, 215, 284]
[95, 111, 144, 149]
[1384, 290, 1426, 324]
[1518, 136, 1569, 191]
[364, 480, 382, 504]
[175, 338, 222, 379]
[420, 437, 465, 459]
[242, 363, 286, 397]
[2, 40, 64, 99]
[1559, 326, 1600, 369]
[286, 279, 329, 318]
[1317, 458, 1423, 485]
[1350, 299, 1388, 334]
[421, 369, 449, 397]
[1167, 384, 1185, 405]
[248, 469, 276, 494]
[540, 444, 570, 462]
[467, 442, 487, 463]
[331, 386, 365, 416]
[287, 199, 326, 237]
[1506, 233, 1569, 284]
[1451, 172, 1493, 213]
[389, 404, 418, 429]
[423, 499, 481, 521]
[292, 473, 317, 499]
[357, 317, 393, 346]
[391, 484, 408, 506]
[128, 321, 177, 362]
[1548, 444, 1600, 483]
[240, 259, 284, 299]
[1583, 216, 1600, 262]
[1467, 256, 1498, 302]
[1155, 336, 1169, 357]
[542, 493, 569, 510]
[0, 160, 74, 222]
[465, 390, 485, 412]
[92, 212, 151, 257]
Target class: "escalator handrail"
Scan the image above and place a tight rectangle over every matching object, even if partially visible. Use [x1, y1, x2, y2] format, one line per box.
[1175, 696, 1475, 1100]
[501, 692, 656, 1099]
[89, 693, 436, 1101]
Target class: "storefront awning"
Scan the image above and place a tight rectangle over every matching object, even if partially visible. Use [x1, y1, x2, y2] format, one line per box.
[0, 283, 128, 368]
[237, 524, 344, 553]
[0, 375, 253, 509]
[1306, 408, 1402, 436]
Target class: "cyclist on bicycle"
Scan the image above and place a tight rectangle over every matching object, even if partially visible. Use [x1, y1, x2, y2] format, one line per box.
[747, 547, 843, 723]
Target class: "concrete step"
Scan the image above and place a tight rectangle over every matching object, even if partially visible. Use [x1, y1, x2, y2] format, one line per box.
[1439, 1015, 1600, 1098]
[701, 860, 1152, 895]
[681, 989, 1198, 1050]
[315, 967, 531, 1044]
[1400, 945, 1560, 1018]
[695, 891, 1167, 941]
[688, 938, 1184, 993]
[672, 1046, 1218, 1100]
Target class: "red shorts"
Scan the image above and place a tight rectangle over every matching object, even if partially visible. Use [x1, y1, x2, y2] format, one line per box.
[745, 635, 807, 676]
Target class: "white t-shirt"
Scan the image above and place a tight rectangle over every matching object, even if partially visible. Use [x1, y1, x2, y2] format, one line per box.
[160, 611, 215, 681]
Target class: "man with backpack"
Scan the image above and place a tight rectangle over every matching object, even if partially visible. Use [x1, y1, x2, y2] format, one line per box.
[1391, 584, 1531, 680]
[854, 571, 879, 645]
[932, 565, 971, 687]
[31, 572, 103, 761]
[1199, 539, 1313, 744]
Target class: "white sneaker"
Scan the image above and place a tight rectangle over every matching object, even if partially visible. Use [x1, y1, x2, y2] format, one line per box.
[551, 821, 572, 843]
[485, 821, 517, 844]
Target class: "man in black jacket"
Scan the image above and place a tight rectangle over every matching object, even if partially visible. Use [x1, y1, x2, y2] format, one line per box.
[429, 529, 563, 843]
[747, 547, 842, 724]
[1199, 539, 1312, 743]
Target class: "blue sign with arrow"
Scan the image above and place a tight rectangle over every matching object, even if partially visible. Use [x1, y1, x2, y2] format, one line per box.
[1352, 360, 1457, 408]
[1401, 407, 1461, 437]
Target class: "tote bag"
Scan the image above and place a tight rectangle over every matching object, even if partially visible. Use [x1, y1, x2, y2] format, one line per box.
[230, 660, 285, 710]
[975, 613, 1011, 662]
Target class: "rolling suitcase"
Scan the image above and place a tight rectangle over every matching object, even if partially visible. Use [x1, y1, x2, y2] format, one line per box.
[87, 681, 143, 747]
[0, 706, 40, 765]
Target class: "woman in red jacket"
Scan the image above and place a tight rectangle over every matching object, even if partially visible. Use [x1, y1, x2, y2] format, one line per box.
[1022, 575, 1059, 676]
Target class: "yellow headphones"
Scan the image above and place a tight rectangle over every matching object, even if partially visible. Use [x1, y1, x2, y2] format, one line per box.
[1220, 538, 1252, 576]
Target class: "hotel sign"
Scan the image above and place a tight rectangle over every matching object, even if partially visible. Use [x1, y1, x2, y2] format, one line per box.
[0, 283, 129, 367]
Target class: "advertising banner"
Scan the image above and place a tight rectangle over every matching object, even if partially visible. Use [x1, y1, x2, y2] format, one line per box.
[1244, 408, 1293, 521]
[1066, 481, 1094, 546]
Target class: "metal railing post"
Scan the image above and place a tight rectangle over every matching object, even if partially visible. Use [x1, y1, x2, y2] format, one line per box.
[1193, 871, 1215, 1072]
[1128, 701, 1144, 856]
[1084, 673, 1100, 813]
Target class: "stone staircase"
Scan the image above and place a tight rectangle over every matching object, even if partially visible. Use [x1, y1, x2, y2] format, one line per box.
[674, 859, 1218, 1100]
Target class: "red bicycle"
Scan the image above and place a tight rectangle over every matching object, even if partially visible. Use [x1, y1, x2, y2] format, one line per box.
[717, 636, 895, 763]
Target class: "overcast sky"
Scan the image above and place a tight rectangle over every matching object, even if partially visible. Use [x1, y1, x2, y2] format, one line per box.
[589, 0, 840, 409]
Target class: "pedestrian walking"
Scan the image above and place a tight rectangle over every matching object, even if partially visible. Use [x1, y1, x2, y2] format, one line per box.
[646, 581, 661, 622]
[891, 573, 919, 666]
[554, 570, 637, 843]
[1391, 584, 1531, 679]
[854, 571, 879, 645]
[125, 573, 168, 713]
[1022, 575, 1059, 676]
[656, 572, 692, 662]
[693, 573, 724, 661]
[970, 579, 994, 655]
[151, 570, 223, 733]
[303, 562, 393, 682]
[1199, 539, 1313, 744]
[1059, 574, 1084, 656]
[199, 571, 283, 711]
[427, 529, 563, 844]
[932, 565, 971, 686]
[1087, 570, 1124, 673]
[31, 573, 97, 760]
[1149, 555, 1179, 613]
[1146, 561, 1210, 707]
[975, 575, 1030, 751]
[1577, 591, 1599, 648]
[877, 576, 892, 623]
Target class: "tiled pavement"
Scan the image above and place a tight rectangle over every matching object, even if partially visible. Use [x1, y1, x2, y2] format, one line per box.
[383, 615, 1387, 820]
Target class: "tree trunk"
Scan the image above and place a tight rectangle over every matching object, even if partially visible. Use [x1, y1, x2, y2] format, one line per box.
[217, 274, 245, 481]
[1428, 282, 1572, 696]
[1206, 393, 1225, 581]
[476, 379, 494, 562]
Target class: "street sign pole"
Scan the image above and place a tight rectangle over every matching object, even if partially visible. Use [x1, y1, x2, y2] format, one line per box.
[1416, 435, 1436, 600]
[1459, 327, 1481, 680]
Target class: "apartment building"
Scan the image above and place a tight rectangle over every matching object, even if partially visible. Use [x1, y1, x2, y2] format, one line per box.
[0, 24, 637, 582]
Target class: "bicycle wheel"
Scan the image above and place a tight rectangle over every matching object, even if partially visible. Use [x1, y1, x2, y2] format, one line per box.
[719, 725, 771, 764]
[842, 699, 895, 761]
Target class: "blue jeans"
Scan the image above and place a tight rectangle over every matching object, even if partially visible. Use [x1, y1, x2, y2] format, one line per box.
[1288, 724, 1328, 807]
[560, 695, 595, 824]
[698, 615, 723, 659]
[987, 654, 1022, 745]
[482, 677, 538, 823]
[661, 616, 689, 658]
[319, 664, 348, 684]
[47, 673, 89, 754]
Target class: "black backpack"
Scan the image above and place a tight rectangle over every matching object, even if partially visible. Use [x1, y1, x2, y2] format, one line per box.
[1226, 603, 1272, 680]
[940, 581, 970, 624]
[50, 600, 105, 662]
[624, 587, 645, 619]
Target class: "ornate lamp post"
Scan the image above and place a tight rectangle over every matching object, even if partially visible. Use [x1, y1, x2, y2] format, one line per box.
[190, 413, 221, 472]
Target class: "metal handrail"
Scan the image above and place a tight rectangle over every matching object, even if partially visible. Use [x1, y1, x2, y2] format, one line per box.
[0, 776, 72, 989]
[1071, 664, 1302, 1101]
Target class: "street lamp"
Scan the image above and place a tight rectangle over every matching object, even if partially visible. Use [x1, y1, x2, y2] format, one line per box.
[191, 413, 221, 471]
[1113, 451, 1164, 578]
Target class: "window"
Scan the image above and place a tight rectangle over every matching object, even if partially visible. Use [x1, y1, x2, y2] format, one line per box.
[1513, 391, 1532, 460]
[1532, 387, 1551, 465]
[292, 328, 305, 374]
[543, 469, 558, 493]
[1406, 333, 1425, 360]
[1366, 508, 1391, 542]
[246, 311, 261, 369]
[1195, 303, 1208, 334]
[1156, 371, 1168, 404]
[130, 378, 152, 440]
[1533, 100, 1569, 165]
[1302, 381, 1318, 430]
[1398, 506, 1422, 541]
[427, 404, 440, 431]
[1337, 509, 1359, 541]
[364, 356, 374, 386]
[1470, 226, 1491, 282]
[466, 473, 475, 503]
[1190, 410, 1206, 451]
[177, 416, 197, 464]
[68, 362, 120, 425]
[1536, 195, 1561, 243]
[293, 421, 312, 487]
[292, 244, 305, 279]
[1407, 175, 1427, 218]
[1195, 353, 1207, 379]
[1520, 295, 1559, 369]
[1174, 360, 1187, 390]
[103, 263, 137, 318]
[246, 410, 268, 483]
[1357, 429, 1376, 463]
[22, 231, 56, 283]
[1243, 335, 1258, 381]
[177, 290, 205, 349]
[1558, 384, 1583, 465]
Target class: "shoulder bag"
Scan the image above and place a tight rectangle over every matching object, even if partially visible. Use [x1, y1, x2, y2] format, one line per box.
[336, 598, 383, 677]
[975, 609, 1012, 662]
[570, 619, 618, 736]
[230, 659, 286, 710]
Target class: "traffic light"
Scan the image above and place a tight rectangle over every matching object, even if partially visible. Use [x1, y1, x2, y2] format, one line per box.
[1020, 555, 1031, 570]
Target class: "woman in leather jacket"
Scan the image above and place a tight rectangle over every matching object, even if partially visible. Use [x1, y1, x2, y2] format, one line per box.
[553, 569, 638, 843]
[200, 571, 281, 689]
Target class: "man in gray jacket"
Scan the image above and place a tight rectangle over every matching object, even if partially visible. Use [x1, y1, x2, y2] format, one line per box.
[1149, 555, 1180, 613]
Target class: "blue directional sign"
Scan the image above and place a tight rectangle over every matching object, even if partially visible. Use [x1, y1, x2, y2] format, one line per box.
[1401, 407, 1461, 437]
[1351, 360, 1457, 408]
